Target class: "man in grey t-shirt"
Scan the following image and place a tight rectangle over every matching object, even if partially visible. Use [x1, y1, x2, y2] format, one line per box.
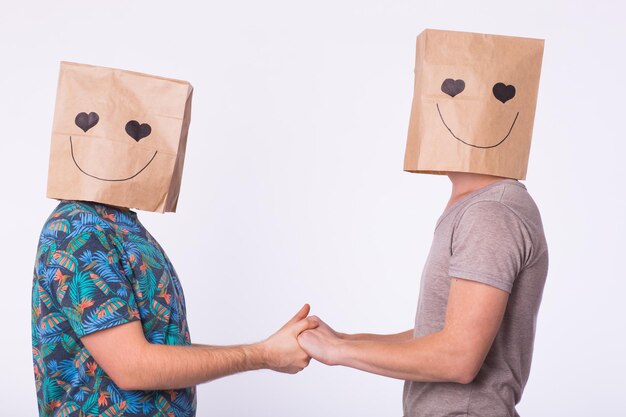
[298, 173, 548, 416]
[298, 29, 547, 416]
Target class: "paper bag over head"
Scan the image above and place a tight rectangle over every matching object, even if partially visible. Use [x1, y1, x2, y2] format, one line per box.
[404, 29, 544, 180]
[47, 62, 193, 212]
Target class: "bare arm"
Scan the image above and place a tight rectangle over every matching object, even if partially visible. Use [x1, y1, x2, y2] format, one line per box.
[342, 330, 414, 343]
[82, 304, 317, 391]
[309, 315, 413, 344]
[299, 278, 508, 384]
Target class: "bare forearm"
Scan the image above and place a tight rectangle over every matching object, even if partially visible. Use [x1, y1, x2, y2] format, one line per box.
[299, 280, 508, 384]
[342, 329, 413, 343]
[335, 331, 473, 384]
[83, 306, 316, 391]
[122, 343, 265, 390]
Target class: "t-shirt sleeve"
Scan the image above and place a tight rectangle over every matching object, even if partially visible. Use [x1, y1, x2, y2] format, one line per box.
[47, 229, 140, 338]
[449, 201, 530, 293]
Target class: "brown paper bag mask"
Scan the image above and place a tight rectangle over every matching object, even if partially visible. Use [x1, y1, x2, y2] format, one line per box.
[47, 62, 193, 212]
[404, 29, 544, 179]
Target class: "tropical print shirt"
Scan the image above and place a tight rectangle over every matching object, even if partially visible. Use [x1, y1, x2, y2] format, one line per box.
[32, 201, 196, 417]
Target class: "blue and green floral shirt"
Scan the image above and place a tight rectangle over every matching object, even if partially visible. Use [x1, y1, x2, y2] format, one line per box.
[32, 201, 196, 417]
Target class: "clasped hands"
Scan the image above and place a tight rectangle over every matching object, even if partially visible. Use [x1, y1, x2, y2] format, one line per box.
[260, 304, 343, 374]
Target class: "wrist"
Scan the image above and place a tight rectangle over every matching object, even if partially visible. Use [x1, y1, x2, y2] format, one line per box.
[242, 343, 266, 371]
[328, 337, 350, 366]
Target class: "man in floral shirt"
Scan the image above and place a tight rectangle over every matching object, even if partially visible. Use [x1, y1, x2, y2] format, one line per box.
[34, 63, 315, 417]
[33, 201, 195, 415]
[33, 201, 315, 417]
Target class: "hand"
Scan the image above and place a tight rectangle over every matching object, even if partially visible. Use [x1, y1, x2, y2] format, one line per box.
[298, 316, 344, 366]
[260, 304, 318, 374]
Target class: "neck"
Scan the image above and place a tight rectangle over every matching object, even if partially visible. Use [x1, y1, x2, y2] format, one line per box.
[445, 172, 511, 210]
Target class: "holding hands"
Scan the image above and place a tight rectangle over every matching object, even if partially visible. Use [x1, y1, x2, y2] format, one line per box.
[257, 306, 348, 374]
[297, 316, 345, 366]
[259, 304, 319, 374]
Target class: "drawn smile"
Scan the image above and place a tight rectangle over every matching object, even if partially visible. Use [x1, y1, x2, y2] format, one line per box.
[436, 104, 519, 149]
[69, 136, 158, 182]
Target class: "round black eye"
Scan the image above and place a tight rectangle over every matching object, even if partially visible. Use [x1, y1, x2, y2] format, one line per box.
[493, 83, 516, 103]
[441, 79, 465, 97]
[75, 112, 99, 132]
[125, 120, 152, 142]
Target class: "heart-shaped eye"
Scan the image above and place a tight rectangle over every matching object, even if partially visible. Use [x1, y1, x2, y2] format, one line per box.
[441, 79, 465, 97]
[125, 120, 152, 142]
[75, 112, 99, 132]
[492, 83, 516, 103]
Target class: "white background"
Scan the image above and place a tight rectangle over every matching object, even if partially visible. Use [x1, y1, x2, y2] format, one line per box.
[1, 1, 625, 416]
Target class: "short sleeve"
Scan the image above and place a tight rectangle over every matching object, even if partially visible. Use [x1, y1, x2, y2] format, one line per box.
[47, 229, 140, 338]
[449, 201, 530, 293]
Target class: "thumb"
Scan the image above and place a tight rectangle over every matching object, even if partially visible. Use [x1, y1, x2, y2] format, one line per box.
[292, 317, 319, 335]
[286, 304, 310, 326]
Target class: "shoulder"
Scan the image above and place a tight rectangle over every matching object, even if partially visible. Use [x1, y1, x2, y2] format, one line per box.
[452, 184, 547, 266]
[37, 201, 121, 259]
[457, 181, 542, 229]
[456, 200, 522, 229]
[42, 201, 112, 228]
[451, 186, 533, 248]
[41, 201, 115, 238]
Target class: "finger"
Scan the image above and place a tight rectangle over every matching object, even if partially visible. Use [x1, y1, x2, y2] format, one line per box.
[293, 317, 319, 335]
[286, 304, 310, 326]
[297, 331, 311, 348]
[297, 333, 316, 357]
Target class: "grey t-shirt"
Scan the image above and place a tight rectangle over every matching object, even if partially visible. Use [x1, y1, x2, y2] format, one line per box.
[403, 179, 548, 417]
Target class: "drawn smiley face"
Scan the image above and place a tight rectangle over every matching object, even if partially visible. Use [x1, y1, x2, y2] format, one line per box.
[436, 78, 519, 149]
[70, 112, 157, 181]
